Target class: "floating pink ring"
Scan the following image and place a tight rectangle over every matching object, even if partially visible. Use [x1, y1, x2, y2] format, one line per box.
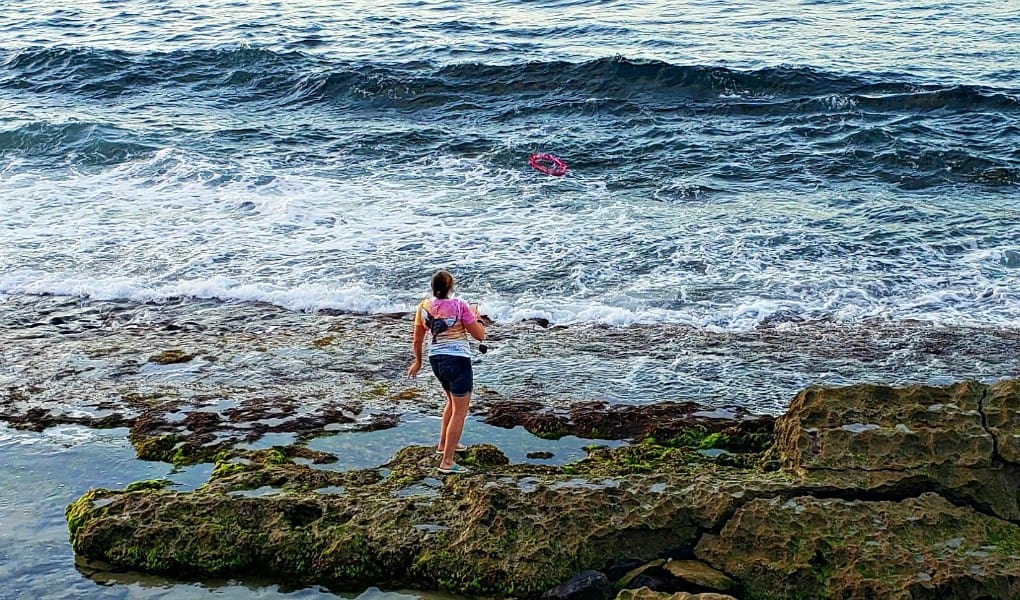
[529, 152, 568, 176]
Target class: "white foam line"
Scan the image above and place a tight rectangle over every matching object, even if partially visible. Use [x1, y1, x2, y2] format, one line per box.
[3, 268, 1019, 330]
[0, 272, 406, 315]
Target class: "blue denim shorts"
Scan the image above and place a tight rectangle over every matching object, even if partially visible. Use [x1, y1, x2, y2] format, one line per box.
[429, 354, 473, 396]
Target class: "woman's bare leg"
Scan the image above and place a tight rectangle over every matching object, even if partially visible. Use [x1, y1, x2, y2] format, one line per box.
[439, 392, 470, 469]
[437, 390, 454, 451]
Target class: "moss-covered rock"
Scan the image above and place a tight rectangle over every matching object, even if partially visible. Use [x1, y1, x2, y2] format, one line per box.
[148, 349, 196, 364]
[66, 379, 1020, 599]
[125, 479, 173, 492]
[696, 493, 1020, 599]
[68, 472, 718, 595]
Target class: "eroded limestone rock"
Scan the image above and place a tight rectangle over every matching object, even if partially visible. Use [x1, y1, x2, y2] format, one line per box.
[615, 588, 737, 600]
[696, 493, 1020, 600]
[773, 380, 1020, 522]
[775, 380, 992, 471]
[661, 560, 735, 593]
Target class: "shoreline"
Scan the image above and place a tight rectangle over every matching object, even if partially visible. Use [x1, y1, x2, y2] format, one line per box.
[3, 293, 1018, 423]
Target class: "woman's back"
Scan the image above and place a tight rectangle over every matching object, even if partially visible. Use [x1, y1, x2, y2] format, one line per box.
[417, 297, 475, 357]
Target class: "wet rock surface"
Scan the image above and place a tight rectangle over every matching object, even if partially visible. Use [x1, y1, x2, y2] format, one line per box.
[615, 590, 736, 600]
[541, 570, 613, 600]
[480, 400, 774, 450]
[4, 294, 1020, 428]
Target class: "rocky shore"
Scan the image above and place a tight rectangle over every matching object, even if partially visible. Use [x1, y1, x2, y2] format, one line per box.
[3, 296, 1018, 598]
[64, 378, 1020, 599]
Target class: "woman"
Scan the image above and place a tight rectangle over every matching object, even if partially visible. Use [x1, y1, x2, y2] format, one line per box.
[407, 270, 485, 474]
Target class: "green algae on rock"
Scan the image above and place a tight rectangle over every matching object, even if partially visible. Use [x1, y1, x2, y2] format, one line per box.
[124, 479, 173, 492]
[65, 444, 749, 596]
[148, 349, 197, 365]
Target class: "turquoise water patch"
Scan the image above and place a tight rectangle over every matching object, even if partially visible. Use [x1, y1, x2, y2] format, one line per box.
[0, 425, 224, 597]
[0, 424, 471, 599]
[236, 432, 299, 451]
[229, 485, 286, 498]
[392, 482, 441, 499]
[303, 415, 627, 472]
[170, 462, 216, 491]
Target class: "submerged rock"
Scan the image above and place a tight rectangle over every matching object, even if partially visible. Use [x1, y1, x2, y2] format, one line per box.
[66, 379, 1020, 599]
[148, 349, 197, 364]
[542, 570, 613, 600]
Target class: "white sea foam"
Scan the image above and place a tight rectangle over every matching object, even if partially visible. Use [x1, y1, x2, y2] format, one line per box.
[0, 271, 406, 315]
[2, 149, 1018, 331]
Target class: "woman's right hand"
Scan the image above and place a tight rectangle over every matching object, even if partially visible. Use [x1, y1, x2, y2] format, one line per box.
[407, 358, 422, 379]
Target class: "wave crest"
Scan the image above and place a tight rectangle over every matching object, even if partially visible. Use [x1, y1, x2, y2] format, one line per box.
[3, 48, 1017, 110]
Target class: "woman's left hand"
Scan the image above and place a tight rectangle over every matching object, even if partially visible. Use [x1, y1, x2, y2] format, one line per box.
[407, 359, 422, 379]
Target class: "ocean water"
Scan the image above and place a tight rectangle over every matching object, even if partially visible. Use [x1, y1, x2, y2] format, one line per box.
[1, 0, 1019, 598]
[1, 0, 1018, 329]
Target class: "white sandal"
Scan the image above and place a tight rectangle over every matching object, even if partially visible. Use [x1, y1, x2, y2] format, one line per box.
[436, 444, 468, 454]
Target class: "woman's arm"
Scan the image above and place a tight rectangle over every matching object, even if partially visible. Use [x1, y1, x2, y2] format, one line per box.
[464, 302, 485, 341]
[465, 320, 485, 341]
[407, 309, 428, 378]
